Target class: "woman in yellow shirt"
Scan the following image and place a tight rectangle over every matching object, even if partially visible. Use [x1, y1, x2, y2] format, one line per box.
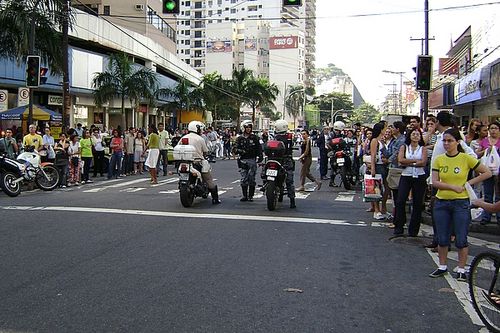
[430, 128, 491, 281]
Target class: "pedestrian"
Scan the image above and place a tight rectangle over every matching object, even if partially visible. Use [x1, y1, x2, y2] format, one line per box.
[42, 127, 56, 163]
[369, 122, 389, 220]
[145, 125, 160, 184]
[134, 130, 147, 174]
[107, 129, 124, 179]
[234, 121, 263, 201]
[386, 121, 406, 226]
[297, 129, 321, 192]
[393, 128, 427, 236]
[79, 129, 94, 183]
[316, 126, 333, 180]
[464, 118, 482, 146]
[476, 121, 500, 225]
[91, 128, 106, 177]
[429, 127, 491, 281]
[54, 133, 69, 187]
[123, 127, 135, 176]
[157, 123, 171, 176]
[1, 128, 19, 158]
[22, 124, 43, 152]
[68, 134, 81, 186]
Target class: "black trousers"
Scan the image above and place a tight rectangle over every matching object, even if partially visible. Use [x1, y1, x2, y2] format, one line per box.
[394, 174, 427, 236]
[93, 150, 105, 176]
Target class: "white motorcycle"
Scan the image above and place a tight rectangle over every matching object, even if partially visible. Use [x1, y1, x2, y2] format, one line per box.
[16, 148, 60, 191]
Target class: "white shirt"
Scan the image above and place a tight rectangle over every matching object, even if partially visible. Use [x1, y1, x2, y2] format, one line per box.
[401, 145, 426, 177]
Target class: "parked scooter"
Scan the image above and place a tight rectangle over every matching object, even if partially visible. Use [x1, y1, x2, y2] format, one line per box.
[173, 141, 211, 207]
[15, 147, 60, 191]
[0, 154, 24, 197]
[327, 137, 356, 190]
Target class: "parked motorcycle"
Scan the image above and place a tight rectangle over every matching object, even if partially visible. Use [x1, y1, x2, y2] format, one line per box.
[173, 141, 210, 207]
[16, 147, 60, 191]
[327, 137, 357, 190]
[0, 154, 25, 197]
[261, 140, 288, 211]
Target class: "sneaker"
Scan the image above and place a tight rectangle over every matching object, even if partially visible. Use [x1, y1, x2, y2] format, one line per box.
[429, 268, 448, 278]
[81, 180, 86, 184]
[373, 212, 386, 220]
[86, 180, 93, 183]
[456, 272, 467, 282]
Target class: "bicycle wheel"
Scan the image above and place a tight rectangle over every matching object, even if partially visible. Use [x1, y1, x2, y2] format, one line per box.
[469, 251, 500, 333]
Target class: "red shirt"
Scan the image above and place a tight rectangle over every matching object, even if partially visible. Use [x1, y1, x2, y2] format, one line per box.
[111, 137, 123, 153]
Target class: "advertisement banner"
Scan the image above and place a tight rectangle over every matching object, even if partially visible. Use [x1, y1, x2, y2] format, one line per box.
[245, 39, 257, 51]
[48, 95, 63, 106]
[0, 90, 8, 112]
[206, 40, 232, 53]
[269, 36, 298, 50]
[438, 58, 459, 76]
[18, 87, 30, 107]
[454, 67, 483, 105]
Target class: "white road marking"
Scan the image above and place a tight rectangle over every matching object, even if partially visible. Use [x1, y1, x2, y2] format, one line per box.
[150, 177, 179, 187]
[221, 187, 234, 190]
[0, 205, 368, 227]
[159, 190, 180, 194]
[82, 178, 150, 193]
[231, 179, 240, 184]
[295, 192, 310, 199]
[119, 187, 146, 193]
[335, 194, 354, 202]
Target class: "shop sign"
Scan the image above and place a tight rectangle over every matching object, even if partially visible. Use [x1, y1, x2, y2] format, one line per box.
[490, 61, 500, 94]
[17, 87, 30, 107]
[48, 95, 63, 105]
[454, 68, 483, 105]
[0, 90, 8, 112]
[269, 36, 298, 50]
[108, 109, 122, 114]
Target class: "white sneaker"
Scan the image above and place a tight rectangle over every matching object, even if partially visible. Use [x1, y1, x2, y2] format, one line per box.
[86, 180, 93, 183]
[373, 212, 386, 220]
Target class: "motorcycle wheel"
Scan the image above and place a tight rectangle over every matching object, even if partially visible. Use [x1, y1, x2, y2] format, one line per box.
[340, 166, 351, 190]
[35, 165, 60, 191]
[180, 184, 195, 207]
[0, 172, 21, 197]
[266, 181, 278, 211]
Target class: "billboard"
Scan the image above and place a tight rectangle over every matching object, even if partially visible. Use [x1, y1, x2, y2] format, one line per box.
[245, 39, 257, 51]
[269, 36, 298, 50]
[206, 40, 232, 53]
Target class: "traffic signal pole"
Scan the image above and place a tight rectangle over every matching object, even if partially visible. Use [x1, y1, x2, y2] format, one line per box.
[27, 16, 36, 127]
[421, 0, 430, 121]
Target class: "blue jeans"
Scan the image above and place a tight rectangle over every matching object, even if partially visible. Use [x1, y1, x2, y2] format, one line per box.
[433, 199, 470, 248]
[481, 176, 499, 223]
[108, 151, 123, 179]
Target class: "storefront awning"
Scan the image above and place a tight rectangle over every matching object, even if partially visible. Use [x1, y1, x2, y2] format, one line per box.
[0, 105, 62, 121]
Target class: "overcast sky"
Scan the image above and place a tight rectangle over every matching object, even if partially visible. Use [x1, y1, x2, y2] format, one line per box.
[315, 0, 500, 105]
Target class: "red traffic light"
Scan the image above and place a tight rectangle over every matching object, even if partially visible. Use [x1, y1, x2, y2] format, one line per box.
[26, 55, 41, 88]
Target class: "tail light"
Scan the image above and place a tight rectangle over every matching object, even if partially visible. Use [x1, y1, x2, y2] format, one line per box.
[267, 162, 278, 169]
[335, 151, 344, 158]
[181, 137, 189, 145]
[179, 163, 189, 172]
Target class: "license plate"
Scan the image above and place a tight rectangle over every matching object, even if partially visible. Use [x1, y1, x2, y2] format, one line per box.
[336, 158, 345, 164]
[179, 173, 189, 180]
[266, 169, 278, 176]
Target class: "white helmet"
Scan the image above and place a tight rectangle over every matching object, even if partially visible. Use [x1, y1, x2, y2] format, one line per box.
[333, 121, 346, 131]
[240, 120, 253, 131]
[188, 121, 204, 134]
[274, 119, 288, 134]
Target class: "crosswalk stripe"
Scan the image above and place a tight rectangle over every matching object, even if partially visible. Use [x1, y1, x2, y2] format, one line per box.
[119, 187, 147, 193]
[231, 179, 240, 184]
[150, 177, 179, 187]
[159, 190, 180, 194]
[335, 194, 354, 202]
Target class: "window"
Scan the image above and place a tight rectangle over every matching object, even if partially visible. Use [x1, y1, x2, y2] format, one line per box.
[185, 49, 190, 55]
[248, 5, 257, 11]
[230, 8, 236, 13]
[103, 5, 110, 15]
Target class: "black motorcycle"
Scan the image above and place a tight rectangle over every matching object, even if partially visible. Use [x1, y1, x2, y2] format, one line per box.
[0, 154, 24, 197]
[261, 140, 288, 211]
[327, 137, 357, 190]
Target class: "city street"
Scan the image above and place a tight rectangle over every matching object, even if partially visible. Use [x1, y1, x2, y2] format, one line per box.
[0, 156, 497, 332]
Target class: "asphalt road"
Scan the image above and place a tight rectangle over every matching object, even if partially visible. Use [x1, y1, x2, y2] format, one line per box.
[0, 155, 496, 332]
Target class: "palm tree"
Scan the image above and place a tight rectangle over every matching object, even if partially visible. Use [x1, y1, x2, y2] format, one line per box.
[285, 85, 305, 130]
[245, 77, 280, 124]
[200, 72, 226, 127]
[156, 76, 202, 129]
[92, 52, 159, 129]
[224, 67, 253, 129]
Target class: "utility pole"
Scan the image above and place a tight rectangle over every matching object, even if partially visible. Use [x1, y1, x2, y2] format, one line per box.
[422, 0, 430, 121]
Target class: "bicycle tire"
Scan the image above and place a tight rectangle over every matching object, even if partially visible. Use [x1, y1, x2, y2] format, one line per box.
[469, 251, 500, 333]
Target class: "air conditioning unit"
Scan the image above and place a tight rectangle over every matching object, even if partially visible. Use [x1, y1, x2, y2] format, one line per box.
[135, 4, 145, 11]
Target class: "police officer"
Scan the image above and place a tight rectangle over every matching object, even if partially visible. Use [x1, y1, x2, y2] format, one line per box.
[273, 119, 296, 208]
[234, 120, 263, 202]
[182, 121, 221, 204]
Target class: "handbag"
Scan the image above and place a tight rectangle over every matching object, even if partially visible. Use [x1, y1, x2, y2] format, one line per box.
[363, 174, 383, 202]
[387, 167, 403, 190]
[481, 146, 500, 176]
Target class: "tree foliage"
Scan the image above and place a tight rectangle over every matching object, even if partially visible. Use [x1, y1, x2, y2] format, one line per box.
[314, 63, 346, 85]
[92, 52, 159, 128]
[348, 102, 380, 125]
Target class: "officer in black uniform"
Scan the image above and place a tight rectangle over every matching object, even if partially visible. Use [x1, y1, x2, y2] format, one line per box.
[234, 121, 263, 202]
[273, 119, 296, 208]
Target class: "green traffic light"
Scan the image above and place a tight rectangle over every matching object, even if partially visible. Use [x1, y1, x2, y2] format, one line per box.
[165, 1, 176, 10]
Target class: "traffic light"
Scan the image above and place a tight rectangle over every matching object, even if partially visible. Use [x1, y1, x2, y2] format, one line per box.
[26, 55, 41, 88]
[283, 0, 302, 6]
[162, 0, 179, 14]
[40, 67, 48, 85]
[416, 55, 432, 91]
